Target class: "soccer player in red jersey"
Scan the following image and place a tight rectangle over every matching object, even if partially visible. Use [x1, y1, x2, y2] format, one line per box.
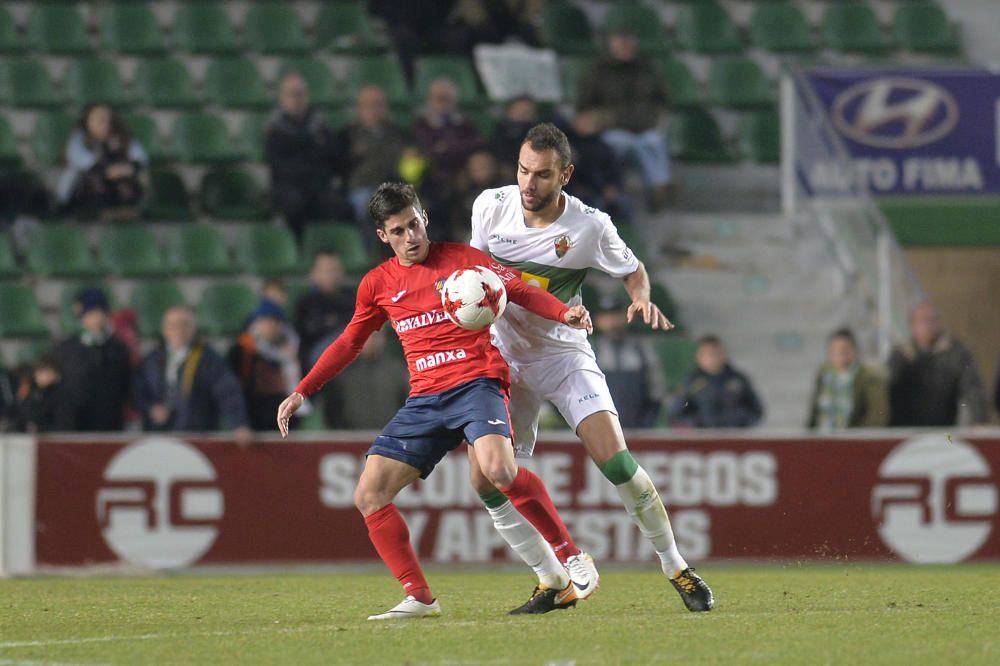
[276, 182, 594, 620]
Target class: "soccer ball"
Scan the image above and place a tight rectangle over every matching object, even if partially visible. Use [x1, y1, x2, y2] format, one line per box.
[441, 265, 508, 330]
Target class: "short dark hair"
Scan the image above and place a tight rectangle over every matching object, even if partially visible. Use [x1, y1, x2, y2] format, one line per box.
[829, 328, 856, 347]
[522, 122, 572, 169]
[368, 182, 424, 228]
[696, 334, 722, 348]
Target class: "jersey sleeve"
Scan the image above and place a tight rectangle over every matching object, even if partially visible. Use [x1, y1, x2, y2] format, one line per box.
[594, 216, 641, 278]
[294, 273, 387, 398]
[469, 190, 491, 253]
[462, 246, 570, 324]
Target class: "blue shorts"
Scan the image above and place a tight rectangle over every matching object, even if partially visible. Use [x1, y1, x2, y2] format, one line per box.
[369, 378, 512, 479]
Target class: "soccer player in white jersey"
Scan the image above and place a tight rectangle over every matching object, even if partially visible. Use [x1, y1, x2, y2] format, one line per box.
[468, 123, 714, 611]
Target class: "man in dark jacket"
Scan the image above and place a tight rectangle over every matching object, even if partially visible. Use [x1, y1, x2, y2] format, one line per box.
[265, 72, 352, 240]
[577, 25, 673, 208]
[669, 335, 763, 428]
[889, 303, 987, 426]
[134, 306, 252, 444]
[566, 108, 636, 227]
[294, 250, 355, 371]
[50, 288, 132, 431]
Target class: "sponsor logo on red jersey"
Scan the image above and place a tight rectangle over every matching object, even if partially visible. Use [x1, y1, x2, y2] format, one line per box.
[414, 348, 468, 372]
[394, 310, 450, 333]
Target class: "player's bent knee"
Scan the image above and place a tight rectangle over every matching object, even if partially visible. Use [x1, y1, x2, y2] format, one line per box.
[468, 465, 496, 495]
[353, 485, 389, 517]
[482, 460, 517, 489]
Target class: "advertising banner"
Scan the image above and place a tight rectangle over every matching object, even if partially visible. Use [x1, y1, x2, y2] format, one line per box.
[804, 69, 1000, 195]
[32, 434, 1000, 569]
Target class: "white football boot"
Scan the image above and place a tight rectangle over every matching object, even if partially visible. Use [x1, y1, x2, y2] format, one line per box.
[367, 596, 442, 621]
[564, 552, 600, 601]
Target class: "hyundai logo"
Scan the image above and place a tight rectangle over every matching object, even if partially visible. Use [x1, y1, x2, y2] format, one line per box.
[831, 77, 959, 149]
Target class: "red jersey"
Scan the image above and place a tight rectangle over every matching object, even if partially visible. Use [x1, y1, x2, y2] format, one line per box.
[296, 242, 569, 398]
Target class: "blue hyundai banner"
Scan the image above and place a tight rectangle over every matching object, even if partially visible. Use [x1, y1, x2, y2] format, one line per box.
[805, 69, 1000, 195]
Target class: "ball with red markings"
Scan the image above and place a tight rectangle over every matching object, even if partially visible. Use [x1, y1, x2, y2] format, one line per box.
[440, 265, 508, 330]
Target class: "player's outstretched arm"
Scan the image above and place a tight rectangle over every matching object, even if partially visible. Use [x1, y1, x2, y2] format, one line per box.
[276, 392, 304, 438]
[623, 262, 674, 331]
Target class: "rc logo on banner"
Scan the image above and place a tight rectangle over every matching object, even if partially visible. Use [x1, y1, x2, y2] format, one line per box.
[96, 438, 224, 568]
[872, 434, 997, 563]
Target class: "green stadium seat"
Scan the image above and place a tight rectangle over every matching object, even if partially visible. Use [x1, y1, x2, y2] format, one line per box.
[235, 224, 301, 275]
[199, 169, 270, 221]
[173, 113, 243, 164]
[822, 2, 891, 54]
[893, 3, 959, 54]
[27, 3, 90, 54]
[145, 169, 195, 221]
[676, 3, 743, 54]
[130, 280, 186, 337]
[0, 116, 21, 167]
[326, 107, 352, 132]
[344, 56, 410, 108]
[26, 224, 98, 278]
[278, 59, 344, 109]
[32, 111, 75, 165]
[707, 58, 774, 110]
[301, 223, 371, 275]
[669, 108, 735, 163]
[245, 3, 309, 55]
[58, 282, 118, 334]
[749, 2, 818, 54]
[64, 58, 131, 107]
[413, 56, 483, 108]
[197, 282, 258, 335]
[603, 2, 671, 55]
[315, 2, 385, 54]
[164, 224, 235, 275]
[740, 109, 780, 164]
[559, 56, 592, 104]
[0, 284, 49, 338]
[654, 57, 701, 109]
[98, 225, 167, 277]
[122, 112, 174, 164]
[238, 112, 269, 163]
[0, 59, 62, 108]
[652, 337, 697, 392]
[174, 2, 241, 55]
[541, 2, 598, 56]
[0, 6, 27, 54]
[0, 232, 18, 278]
[204, 57, 271, 109]
[134, 58, 200, 109]
[102, 3, 166, 55]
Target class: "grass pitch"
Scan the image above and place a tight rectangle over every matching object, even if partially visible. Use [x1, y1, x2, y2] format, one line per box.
[2, 564, 998, 665]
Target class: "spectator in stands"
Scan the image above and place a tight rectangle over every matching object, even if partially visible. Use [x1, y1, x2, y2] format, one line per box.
[15, 356, 67, 433]
[889, 302, 988, 426]
[341, 85, 410, 222]
[57, 103, 147, 220]
[322, 327, 409, 429]
[50, 288, 131, 431]
[807, 328, 888, 430]
[591, 293, 665, 428]
[367, 0, 454, 82]
[265, 72, 352, 241]
[994, 357, 1000, 421]
[669, 335, 763, 428]
[413, 78, 483, 209]
[576, 25, 673, 210]
[0, 366, 19, 432]
[134, 306, 252, 444]
[447, 148, 504, 240]
[566, 108, 635, 227]
[444, 0, 540, 55]
[230, 299, 303, 431]
[294, 250, 355, 371]
[490, 95, 540, 176]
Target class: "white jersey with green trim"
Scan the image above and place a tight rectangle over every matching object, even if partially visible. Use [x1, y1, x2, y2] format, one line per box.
[471, 185, 640, 363]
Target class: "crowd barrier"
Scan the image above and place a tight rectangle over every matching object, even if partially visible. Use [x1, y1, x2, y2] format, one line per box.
[2, 431, 998, 575]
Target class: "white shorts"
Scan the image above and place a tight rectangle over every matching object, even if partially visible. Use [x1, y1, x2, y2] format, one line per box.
[507, 351, 618, 457]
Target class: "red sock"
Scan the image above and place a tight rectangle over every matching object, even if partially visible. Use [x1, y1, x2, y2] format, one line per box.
[364, 504, 433, 604]
[501, 467, 581, 564]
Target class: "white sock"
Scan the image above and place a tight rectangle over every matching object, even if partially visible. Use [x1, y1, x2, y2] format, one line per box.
[487, 500, 569, 590]
[614, 465, 689, 576]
